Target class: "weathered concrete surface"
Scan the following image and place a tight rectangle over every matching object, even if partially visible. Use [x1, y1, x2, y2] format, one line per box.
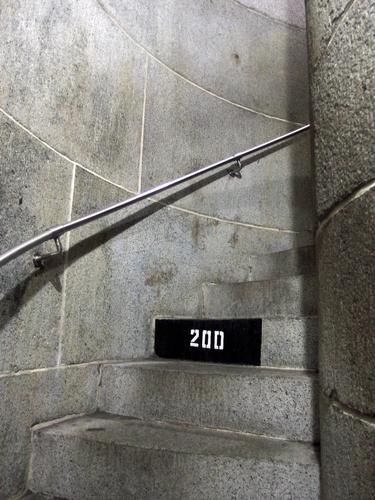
[320, 395, 375, 500]
[60, 168, 310, 364]
[0, 0, 146, 190]
[99, 361, 319, 442]
[309, 0, 375, 217]
[237, 0, 306, 28]
[99, 0, 309, 123]
[249, 245, 315, 280]
[318, 190, 375, 414]
[262, 317, 318, 369]
[203, 275, 317, 318]
[0, 364, 98, 499]
[0, 114, 72, 372]
[30, 413, 320, 500]
[141, 60, 314, 231]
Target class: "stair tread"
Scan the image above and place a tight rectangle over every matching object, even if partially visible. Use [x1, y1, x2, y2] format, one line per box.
[205, 274, 317, 286]
[33, 413, 319, 465]
[107, 359, 318, 378]
[99, 360, 319, 442]
[249, 245, 315, 281]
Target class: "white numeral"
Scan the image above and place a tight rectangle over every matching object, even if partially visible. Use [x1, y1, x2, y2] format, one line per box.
[202, 330, 211, 349]
[189, 329, 225, 350]
[190, 329, 199, 347]
[214, 330, 224, 350]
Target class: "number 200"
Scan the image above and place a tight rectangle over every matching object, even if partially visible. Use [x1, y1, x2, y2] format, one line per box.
[190, 329, 224, 350]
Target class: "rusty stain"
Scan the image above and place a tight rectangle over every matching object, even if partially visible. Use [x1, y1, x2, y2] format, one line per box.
[192, 217, 200, 245]
[229, 230, 239, 248]
[145, 262, 176, 286]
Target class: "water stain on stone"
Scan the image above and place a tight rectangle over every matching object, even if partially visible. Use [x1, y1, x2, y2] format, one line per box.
[229, 230, 239, 248]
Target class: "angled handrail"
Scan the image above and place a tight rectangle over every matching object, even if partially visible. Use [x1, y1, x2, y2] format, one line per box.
[0, 124, 310, 268]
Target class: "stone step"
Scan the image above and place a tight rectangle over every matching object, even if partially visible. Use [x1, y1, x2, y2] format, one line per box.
[203, 275, 317, 318]
[98, 361, 319, 442]
[249, 245, 315, 281]
[29, 414, 320, 500]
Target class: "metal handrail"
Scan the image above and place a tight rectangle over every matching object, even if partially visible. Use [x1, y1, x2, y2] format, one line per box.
[0, 124, 310, 268]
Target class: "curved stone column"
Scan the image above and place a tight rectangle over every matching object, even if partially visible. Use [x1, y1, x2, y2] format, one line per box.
[306, 1, 375, 498]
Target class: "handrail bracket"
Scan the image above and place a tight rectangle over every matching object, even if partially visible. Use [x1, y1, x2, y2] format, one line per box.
[33, 236, 63, 269]
[228, 158, 244, 179]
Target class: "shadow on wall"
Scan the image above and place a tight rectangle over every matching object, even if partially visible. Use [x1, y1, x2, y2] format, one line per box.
[284, 0, 319, 444]
[0, 137, 302, 331]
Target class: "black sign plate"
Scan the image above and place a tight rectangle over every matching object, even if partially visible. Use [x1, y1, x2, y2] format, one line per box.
[155, 318, 262, 366]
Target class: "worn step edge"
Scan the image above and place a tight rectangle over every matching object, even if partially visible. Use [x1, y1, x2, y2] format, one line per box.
[100, 359, 318, 377]
[29, 414, 320, 500]
[98, 360, 319, 443]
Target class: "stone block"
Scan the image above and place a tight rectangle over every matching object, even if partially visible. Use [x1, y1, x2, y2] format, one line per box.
[0, 364, 98, 499]
[262, 317, 318, 369]
[141, 60, 314, 232]
[99, 361, 319, 442]
[318, 189, 375, 414]
[30, 413, 320, 499]
[60, 168, 308, 364]
[99, 0, 309, 122]
[310, 0, 375, 216]
[320, 394, 375, 500]
[237, 0, 306, 28]
[0, 0, 146, 189]
[0, 114, 72, 371]
[203, 275, 318, 318]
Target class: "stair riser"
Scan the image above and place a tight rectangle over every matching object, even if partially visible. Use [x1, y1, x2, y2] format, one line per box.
[30, 431, 319, 500]
[262, 317, 318, 369]
[154, 317, 318, 369]
[203, 275, 317, 318]
[99, 364, 319, 442]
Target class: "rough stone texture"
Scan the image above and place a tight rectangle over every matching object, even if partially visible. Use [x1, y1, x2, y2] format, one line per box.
[305, 0, 354, 66]
[262, 317, 318, 369]
[203, 275, 317, 318]
[20, 493, 62, 500]
[99, 0, 309, 123]
[30, 414, 320, 500]
[249, 245, 315, 280]
[0, 0, 146, 190]
[0, 364, 98, 499]
[318, 190, 375, 414]
[99, 361, 319, 442]
[309, 0, 375, 217]
[141, 60, 314, 231]
[60, 168, 309, 364]
[236, 0, 306, 28]
[320, 395, 375, 500]
[0, 114, 72, 372]
[307, 0, 375, 496]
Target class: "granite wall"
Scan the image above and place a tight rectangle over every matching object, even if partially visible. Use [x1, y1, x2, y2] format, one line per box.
[0, 0, 311, 497]
[306, 0, 375, 498]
